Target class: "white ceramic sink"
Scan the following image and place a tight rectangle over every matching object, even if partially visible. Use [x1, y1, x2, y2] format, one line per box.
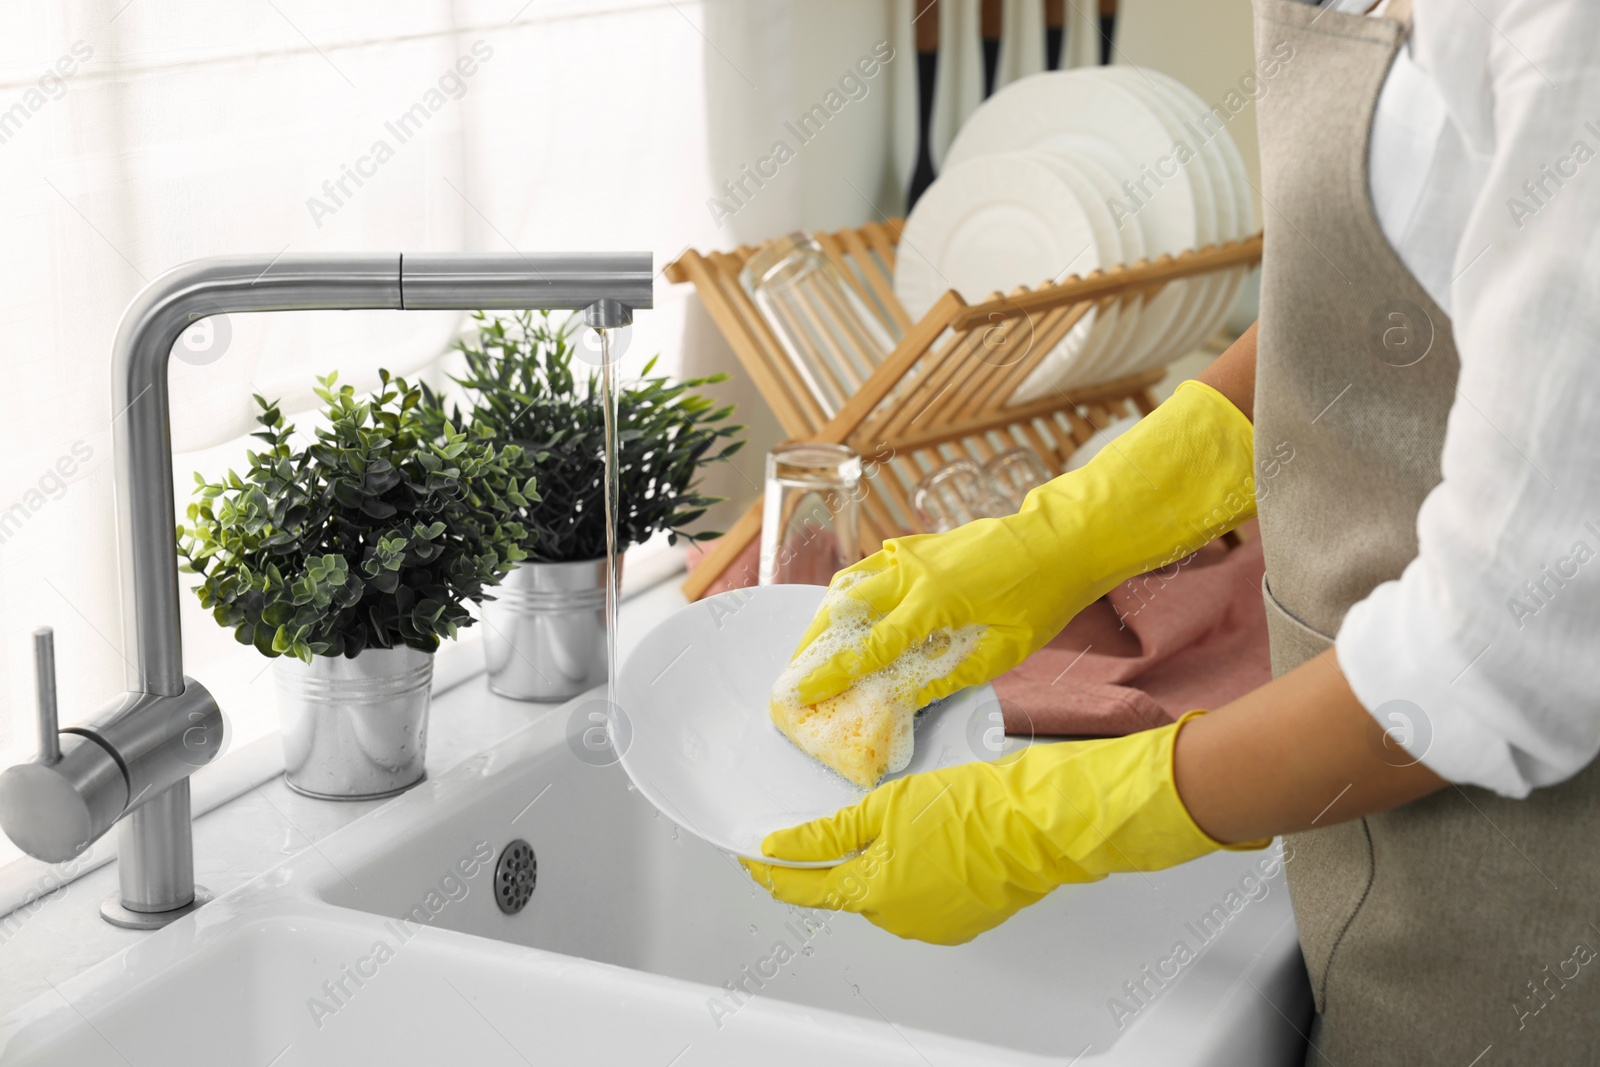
[0, 687, 1310, 1066]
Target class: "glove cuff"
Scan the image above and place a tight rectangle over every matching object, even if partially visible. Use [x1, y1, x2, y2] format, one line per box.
[1168, 710, 1273, 854]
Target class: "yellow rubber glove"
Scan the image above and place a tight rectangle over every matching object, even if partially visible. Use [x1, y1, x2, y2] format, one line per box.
[742, 712, 1265, 945]
[793, 381, 1256, 707]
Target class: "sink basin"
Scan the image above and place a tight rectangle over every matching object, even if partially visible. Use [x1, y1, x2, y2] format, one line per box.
[0, 687, 1310, 1066]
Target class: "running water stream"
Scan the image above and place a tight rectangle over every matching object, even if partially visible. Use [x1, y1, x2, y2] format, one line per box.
[596, 327, 620, 707]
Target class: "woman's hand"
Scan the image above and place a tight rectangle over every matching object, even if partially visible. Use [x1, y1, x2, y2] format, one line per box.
[742, 712, 1254, 945]
[746, 648, 1450, 945]
[789, 520, 1085, 708]
[792, 380, 1262, 707]
[1174, 649, 1447, 843]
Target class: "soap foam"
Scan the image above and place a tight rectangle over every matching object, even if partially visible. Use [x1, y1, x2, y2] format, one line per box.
[771, 574, 985, 783]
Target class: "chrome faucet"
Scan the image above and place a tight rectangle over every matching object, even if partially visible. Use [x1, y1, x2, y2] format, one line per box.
[0, 252, 651, 928]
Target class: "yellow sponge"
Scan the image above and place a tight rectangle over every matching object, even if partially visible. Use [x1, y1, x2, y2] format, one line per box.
[770, 577, 981, 789]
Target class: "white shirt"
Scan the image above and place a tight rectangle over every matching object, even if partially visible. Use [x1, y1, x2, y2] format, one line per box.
[1303, 0, 1600, 797]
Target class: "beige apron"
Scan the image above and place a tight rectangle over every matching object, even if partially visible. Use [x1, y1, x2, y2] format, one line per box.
[1253, 0, 1600, 1061]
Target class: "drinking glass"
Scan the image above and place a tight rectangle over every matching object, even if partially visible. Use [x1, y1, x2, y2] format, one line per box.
[759, 443, 863, 586]
[740, 233, 896, 415]
[983, 448, 1055, 510]
[912, 459, 1013, 534]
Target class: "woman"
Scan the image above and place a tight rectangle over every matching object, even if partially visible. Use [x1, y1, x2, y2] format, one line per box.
[744, 0, 1600, 1060]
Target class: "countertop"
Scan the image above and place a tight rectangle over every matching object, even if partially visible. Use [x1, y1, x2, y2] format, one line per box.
[0, 576, 690, 1015]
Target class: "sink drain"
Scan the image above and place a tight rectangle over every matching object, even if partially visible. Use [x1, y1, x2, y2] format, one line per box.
[494, 839, 537, 914]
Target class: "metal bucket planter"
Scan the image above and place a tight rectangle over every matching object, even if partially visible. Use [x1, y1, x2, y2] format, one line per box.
[275, 646, 433, 799]
[481, 558, 619, 702]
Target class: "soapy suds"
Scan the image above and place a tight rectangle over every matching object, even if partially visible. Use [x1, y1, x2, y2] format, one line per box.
[769, 574, 984, 787]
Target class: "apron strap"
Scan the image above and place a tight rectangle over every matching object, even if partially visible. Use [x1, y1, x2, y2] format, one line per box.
[1366, 0, 1414, 31]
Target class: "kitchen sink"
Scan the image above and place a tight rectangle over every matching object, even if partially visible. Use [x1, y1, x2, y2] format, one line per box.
[0, 685, 1311, 1066]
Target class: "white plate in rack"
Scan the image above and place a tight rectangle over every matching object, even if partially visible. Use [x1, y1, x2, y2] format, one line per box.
[1070, 68, 1218, 387]
[613, 584, 1005, 868]
[1006, 147, 1132, 402]
[941, 71, 1202, 390]
[943, 69, 1197, 261]
[894, 151, 1102, 379]
[1114, 67, 1255, 370]
[1042, 132, 1186, 387]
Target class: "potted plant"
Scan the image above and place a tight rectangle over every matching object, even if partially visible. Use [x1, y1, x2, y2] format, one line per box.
[429, 311, 744, 701]
[177, 370, 534, 798]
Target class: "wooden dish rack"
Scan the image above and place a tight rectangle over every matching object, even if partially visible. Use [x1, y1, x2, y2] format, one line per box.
[664, 221, 1264, 600]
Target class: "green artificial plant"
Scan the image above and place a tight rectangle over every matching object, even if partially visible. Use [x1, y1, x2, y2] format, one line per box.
[426, 311, 745, 563]
[177, 370, 536, 661]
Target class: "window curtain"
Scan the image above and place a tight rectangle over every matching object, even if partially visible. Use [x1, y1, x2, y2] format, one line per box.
[0, 1, 911, 870]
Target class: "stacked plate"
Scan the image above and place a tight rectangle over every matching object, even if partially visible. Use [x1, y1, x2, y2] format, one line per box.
[894, 67, 1256, 402]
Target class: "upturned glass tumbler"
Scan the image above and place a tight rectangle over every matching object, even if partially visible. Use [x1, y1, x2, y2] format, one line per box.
[759, 442, 863, 586]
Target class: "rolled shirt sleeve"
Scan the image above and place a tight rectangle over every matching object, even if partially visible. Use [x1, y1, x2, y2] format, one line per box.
[1335, 0, 1600, 797]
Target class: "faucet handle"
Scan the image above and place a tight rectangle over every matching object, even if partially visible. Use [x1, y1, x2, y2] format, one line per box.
[0, 627, 129, 863]
[34, 627, 60, 764]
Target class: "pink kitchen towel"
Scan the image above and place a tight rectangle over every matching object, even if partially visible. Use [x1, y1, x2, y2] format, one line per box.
[991, 524, 1270, 737]
[685, 520, 1272, 738]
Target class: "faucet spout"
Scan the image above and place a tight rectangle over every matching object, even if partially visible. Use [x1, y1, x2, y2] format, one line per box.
[114, 254, 405, 698]
[0, 250, 652, 927]
[584, 298, 634, 330]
